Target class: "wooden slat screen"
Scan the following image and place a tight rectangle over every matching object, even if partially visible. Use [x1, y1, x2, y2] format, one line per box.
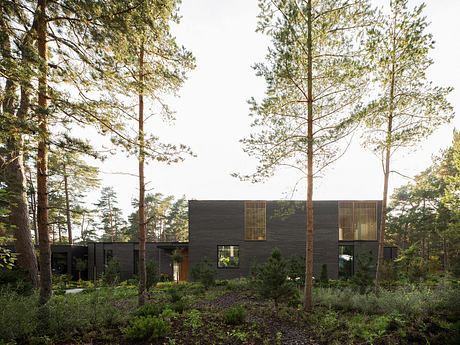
[244, 201, 266, 240]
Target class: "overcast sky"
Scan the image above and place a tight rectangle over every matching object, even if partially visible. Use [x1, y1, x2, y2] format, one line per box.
[83, 0, 459, 230]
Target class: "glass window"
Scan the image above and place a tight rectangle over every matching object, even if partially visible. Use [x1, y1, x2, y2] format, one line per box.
[338, 245, 354, 279]
[217, 245, 239, 268]
[339, 202, 377, 241]
[244, 201, 266, 240]
[51, 252, 68, 274]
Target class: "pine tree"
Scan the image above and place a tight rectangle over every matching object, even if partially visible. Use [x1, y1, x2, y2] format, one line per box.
[237, 0, 372, 310]
[358, 0, 454, 294]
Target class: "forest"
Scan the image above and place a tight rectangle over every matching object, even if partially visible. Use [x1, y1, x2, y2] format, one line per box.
[0, 0, 459, 344]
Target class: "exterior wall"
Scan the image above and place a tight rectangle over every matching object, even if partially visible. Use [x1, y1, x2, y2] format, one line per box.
[188, 200, 382, 280]
[87, 242, 186, 281]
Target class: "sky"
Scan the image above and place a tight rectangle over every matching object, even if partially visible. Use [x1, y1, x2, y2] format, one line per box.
[84, 0, 460, 228]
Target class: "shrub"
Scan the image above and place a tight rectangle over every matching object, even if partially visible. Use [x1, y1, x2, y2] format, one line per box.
[287, 254, 305, 285]
[226, 278, 250, 292]
[146, 259, 159, 290]
[0, 290, 37, 342]
[134, 303, 164, 317]
[396, 245, 428, 282]
[224, 305, 246, 325]
[0, 267, 34, 295]
[320, 264, 329, 284]
[124, 315, 170, 341]
[102, 258, 120, 285]
[351, 251, 374, 293]
[172, 298, 190, 314]
[167, 286, 182, 302]
[190, 257, 216, 289]
[252, 248, 298, 308]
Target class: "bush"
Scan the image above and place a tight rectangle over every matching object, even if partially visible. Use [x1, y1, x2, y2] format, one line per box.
[172, 298, 190, 314]
[224, 305, 246, 325]
[190, 257, 216, 289]
[287, 254, 305, 285]
[102, 258, 120, 285]
[124, 315, 170, 341]
[0, 290, 37, 342]
[146, 259, 159, 290]
[168, 286, 182, 302]
[351, 251, 374, 293]
[252, 248, 298, 308]
[134, 303, 164, 317]
[320, 264, 329, 284]
[0, 267, 34, 295]
[226, 278, 250, 292]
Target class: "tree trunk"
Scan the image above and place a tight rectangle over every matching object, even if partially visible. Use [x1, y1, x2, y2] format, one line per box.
[304, 0, 314, 312]
[0, 16, 39, 288]
[375, 27, 396, 296]
[138, 45, 147, 306]
[29, 170, 38, 243]
[443, 237, 448, 272]
[63, 165, 72, 244]
[37, 0, 52, 304]
[108, 196, 113, 242]
[402, 222, 408, 251]
[421, 237, 425, 260]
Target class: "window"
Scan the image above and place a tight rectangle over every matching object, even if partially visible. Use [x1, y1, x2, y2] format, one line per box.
[339, 202, 377, 241]
[338, 245, 354, 279]
[51, 252, 68, 274]
[244, 201, 266, 240]
[217, 245, 239, 268]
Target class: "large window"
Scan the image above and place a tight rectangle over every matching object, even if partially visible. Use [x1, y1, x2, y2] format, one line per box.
[338, 245, 354, 279]
[339, 202, 377, 241]
[244, 201, 266, 240]
[217, 245, 239, 268]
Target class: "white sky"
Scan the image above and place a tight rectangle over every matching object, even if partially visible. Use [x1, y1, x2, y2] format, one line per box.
[82, 0, 460, 228]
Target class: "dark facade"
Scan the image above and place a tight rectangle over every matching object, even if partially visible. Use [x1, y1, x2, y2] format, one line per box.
[188, 200, 387, 280]
[87, 242, 188, 281]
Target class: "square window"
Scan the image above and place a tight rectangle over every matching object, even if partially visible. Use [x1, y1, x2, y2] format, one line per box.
[217, 245, 239, 268]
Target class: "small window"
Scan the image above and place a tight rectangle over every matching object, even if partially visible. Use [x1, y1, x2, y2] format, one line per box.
[244, 201, 266, 240]
[338, 245, 354, 279]
[217, 245, 239, 268]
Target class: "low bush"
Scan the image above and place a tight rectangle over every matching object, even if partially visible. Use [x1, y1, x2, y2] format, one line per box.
[101, 258, 121, 285]
[226, 278, 251, 292]
[0, 290, 37, 342]
[134, 303, 164, 317]
[146, 259, 159, 290]
[224, 305, 246, 325]
[0, 267, 34, 295]
[168, 286, 182, 302]
[123, 315, 170, 341]
[172, 298, 190, 314]
[190, 257, 216, 289]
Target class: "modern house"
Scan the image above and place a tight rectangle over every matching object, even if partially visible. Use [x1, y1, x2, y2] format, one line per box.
[188, 200, 397, 280]
[8, 199, 397, 282]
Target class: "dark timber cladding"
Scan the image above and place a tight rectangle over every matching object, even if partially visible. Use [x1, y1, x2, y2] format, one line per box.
[188, 200, 382, 280]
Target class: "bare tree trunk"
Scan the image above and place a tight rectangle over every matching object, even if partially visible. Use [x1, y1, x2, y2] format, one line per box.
[63, 164, 72, 244]
[138, 44, 146, 306]
[421, 237, 425, 260]
[402, 222, 408, 251]
[443, 237, 448, 272]
[37, 0, 52, 304]
[108, 196, 113, 242]
[375, 27, 396, 296]
[304, 0, 314, 312]
[0, 5, 39, 288]
[29, 170, 38, 243]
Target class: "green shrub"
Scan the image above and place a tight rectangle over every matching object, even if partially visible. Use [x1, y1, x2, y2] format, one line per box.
[172, 298, 190, 314]
[134, 303, 164, 317]
[167, 286, 182, 302]
[124, 315, 170, 341]
[351, 251, 374, 293]
[287, 254, 305, 285]
[251, 248, 298, 307]
[146, 259, 159, 290]
[320, 264, 329, 284]
[0, 290, 37, 342]
[190, 283, 205, 295]
[226, 278, 250, 291]
[224, 305, 246, 325]
[190, 257, 216, 289]
[0, 267, 34, 295]
[102, 258, 120, 285]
